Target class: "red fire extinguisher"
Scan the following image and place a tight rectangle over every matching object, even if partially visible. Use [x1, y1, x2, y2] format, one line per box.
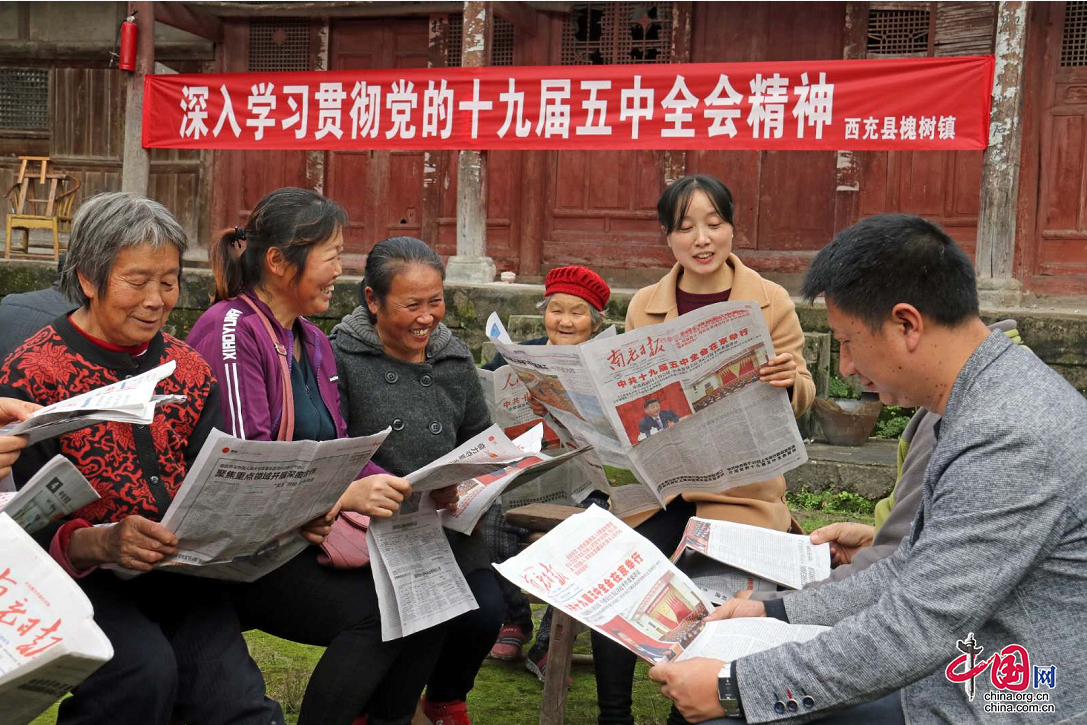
[118, 11, 138, 72]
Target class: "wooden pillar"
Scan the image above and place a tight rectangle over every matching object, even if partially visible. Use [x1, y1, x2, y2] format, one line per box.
[975, 1, 1029, 306]
[422, 15, 449, 248]
[661, 2, 693, 185]
[306, 18, 330, 194]
[832, 2, 867, 233]
[121, 1, 154, 195]
[446, 0, 497, 284]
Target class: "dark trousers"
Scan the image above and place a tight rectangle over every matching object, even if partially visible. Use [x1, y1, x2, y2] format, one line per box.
[58, 570, 282, 725]
[592, 498, 697, 725]
[230, 546, 445, 725]
[424, 568, 506, 703]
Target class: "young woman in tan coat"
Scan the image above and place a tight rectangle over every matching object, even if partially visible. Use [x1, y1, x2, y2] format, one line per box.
[593, 174, 815, 725]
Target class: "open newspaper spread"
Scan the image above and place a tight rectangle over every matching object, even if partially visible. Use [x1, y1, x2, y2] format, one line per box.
[494, 505, 827, 665]
[673, 517, 831, 590]
[0, 514, 113, 725]
[0, 361, 183, 445]
[109, 427, 390, 582]
[0, 456, 99, 536]
[494, 301, 808, 509]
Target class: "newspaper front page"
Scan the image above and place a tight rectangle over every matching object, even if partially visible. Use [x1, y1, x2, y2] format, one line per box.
[0, 514, 113, 725]
[0, 456, 99, 535]
[494, 302, 808, 508]
[130, 427, 389, 582]
[674, 517, 831, 590]
[494, 506, 827, 666]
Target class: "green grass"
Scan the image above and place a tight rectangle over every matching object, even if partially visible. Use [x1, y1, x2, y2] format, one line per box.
[31, 505, 874, 725]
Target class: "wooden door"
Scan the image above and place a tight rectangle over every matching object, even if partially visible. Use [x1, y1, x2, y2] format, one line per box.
[1019, 1, 1087, 294]
[326, 19, 429, 255]
[214, 20, 310, 233]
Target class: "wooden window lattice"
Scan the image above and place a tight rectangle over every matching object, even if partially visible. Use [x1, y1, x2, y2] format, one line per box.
[0, 69, 49, 131]
[1062, 1, 1087, 67]
[248, 19, 311, 72]
[446, 15, 515, 67]
[866, 7, 932, 57]
[561, 2, 674, 66]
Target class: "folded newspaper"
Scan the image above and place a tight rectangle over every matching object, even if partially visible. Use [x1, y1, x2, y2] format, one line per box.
[111, 427, 389, 582]
[0, 456, 99, 535]
[0, 361, 183, 445]
[493, 301, 808, 510]
[369, 424, 595, 640]
[440, 425, 594, 535]
[494, 505, 827, 665]
[0, 513, 113, 725]
[672, 517, 830, 591]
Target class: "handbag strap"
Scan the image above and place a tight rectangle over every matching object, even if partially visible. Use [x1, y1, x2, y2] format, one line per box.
[238, 295, 295, 442]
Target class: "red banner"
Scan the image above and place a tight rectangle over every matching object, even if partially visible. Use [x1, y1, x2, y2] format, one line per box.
[143, 56, 993, 151]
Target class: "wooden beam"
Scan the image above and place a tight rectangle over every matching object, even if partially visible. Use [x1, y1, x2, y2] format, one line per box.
[155, 1, 223, 43]
[833, 2, 868, 234]
[493, 1, 538, 37]
[0, 41, 213, 63]
[187, 1, 462, 18]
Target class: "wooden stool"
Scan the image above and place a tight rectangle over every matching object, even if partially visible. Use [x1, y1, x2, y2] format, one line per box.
[505, 503, 588, 725]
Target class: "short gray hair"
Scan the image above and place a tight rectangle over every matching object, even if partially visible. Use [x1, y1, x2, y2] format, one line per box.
[537, 294, 604, 329]
[61, 192, 188, 307]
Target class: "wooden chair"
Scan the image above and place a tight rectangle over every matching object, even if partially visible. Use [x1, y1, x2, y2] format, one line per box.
[505, 503, 590, 725]
[5, 172, 81, 261]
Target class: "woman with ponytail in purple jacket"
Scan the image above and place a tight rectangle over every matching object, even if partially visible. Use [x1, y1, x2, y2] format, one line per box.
[188, 188, 449, 725]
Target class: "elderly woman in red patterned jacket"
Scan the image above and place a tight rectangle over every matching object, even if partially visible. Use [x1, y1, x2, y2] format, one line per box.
[0, 192, 284, 725]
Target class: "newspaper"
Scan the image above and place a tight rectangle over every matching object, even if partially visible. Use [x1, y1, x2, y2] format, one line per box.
[108, 427, 389, 582]
[477, 366, 548, 442]
[0, 456, 99, 535]
[0, 513, 113, 725]
[674, 517, 831, 590]
[494, 302, 807, 509]
[441, 444, 594, 535]
[368, 492, 479, 641]
[370, 424, 592, 640]
[494, 505, 827, 666]
[675, 551, 778, 605]
[0, 362, 184, 445]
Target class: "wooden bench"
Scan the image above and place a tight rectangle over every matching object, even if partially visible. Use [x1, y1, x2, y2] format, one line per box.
[504, 503, 590, 725]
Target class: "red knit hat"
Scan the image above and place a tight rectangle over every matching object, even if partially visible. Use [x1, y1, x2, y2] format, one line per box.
[544, 266, 610, 311]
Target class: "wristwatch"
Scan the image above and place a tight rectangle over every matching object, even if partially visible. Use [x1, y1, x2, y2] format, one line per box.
[717, 664, 743, 718]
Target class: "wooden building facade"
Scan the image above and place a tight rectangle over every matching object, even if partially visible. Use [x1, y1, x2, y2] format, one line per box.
[1, 1, 1085, 294]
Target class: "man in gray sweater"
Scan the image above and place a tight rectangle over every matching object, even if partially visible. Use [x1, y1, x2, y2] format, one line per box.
[649, 214, 1087, 724]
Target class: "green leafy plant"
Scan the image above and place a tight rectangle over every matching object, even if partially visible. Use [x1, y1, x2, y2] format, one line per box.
[786, 488, 876, 517]
[826, 375, 859, 400]
[874, 405, 914, 439]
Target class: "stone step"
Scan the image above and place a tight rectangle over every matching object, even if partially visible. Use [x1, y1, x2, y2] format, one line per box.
[784, 439, 898, 500]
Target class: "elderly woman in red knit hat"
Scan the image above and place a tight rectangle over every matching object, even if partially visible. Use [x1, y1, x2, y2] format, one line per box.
[480, 266, 612, 679]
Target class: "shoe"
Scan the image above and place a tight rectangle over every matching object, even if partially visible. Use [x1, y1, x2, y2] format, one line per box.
[489, 622, 529, 660]
[422, 698, 472, 725]
[525, 649, 573, 688]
